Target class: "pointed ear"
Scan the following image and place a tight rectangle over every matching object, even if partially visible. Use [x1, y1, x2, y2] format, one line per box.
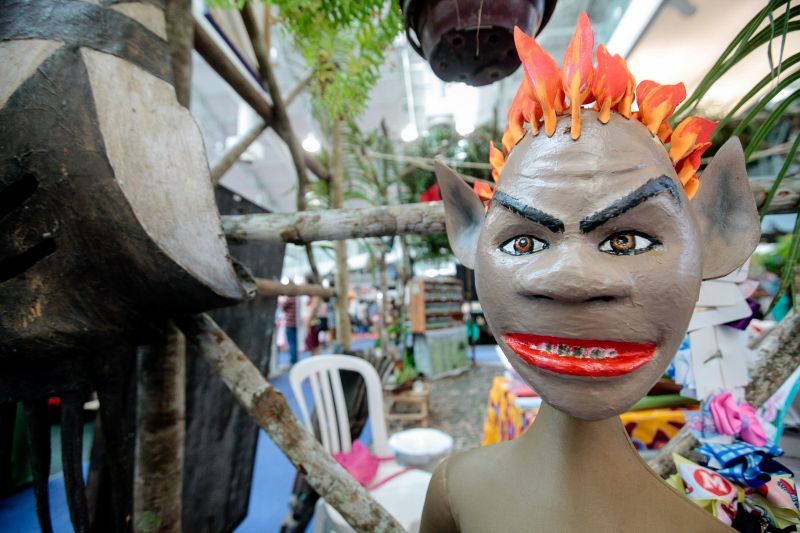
[435, 161, 484, 269]
[691, 137, 760, 279]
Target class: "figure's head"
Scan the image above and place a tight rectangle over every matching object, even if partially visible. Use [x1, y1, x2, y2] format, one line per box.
[436, 15, 760, 420]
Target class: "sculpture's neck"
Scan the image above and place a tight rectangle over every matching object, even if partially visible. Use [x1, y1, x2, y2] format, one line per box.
[518, 401, 644, 476]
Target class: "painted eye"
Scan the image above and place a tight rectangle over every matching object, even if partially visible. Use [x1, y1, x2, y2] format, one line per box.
[500, 235, 548, 256]
[599, 232, 658, 256]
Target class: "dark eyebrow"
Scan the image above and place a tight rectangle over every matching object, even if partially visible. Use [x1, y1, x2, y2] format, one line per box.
[579, 176, 681, 233]
[491, 190, 565, 233]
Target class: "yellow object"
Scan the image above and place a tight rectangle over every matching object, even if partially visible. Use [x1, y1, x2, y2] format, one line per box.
[482, 376, 688, 449]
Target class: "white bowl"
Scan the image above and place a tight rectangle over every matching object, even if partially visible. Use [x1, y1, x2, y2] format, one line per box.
[388, 428, 454, 467]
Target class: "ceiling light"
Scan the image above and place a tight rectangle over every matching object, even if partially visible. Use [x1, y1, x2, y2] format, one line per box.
[455, 120, 474, 136]
[302, 133, 321, 153]
[401, 123, 419, 143]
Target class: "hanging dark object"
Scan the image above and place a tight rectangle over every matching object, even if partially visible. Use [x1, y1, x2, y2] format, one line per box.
[402, 0, 557, 86]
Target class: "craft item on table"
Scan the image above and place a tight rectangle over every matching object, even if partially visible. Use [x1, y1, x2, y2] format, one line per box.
[687, 392, 774, 446]
[698, 442, 792, 489]
[668, 336, 697, 397]
[668, 454, 741, 526]
[686, 262, 755, 401]
[422, 10, 760, 532]
[669, 452, 800, 530]
[744, 475, 800, 529]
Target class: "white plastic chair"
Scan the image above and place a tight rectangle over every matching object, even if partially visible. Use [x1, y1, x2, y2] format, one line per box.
[289, 355, 432, 533]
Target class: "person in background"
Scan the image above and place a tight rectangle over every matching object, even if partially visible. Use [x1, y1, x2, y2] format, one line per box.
[280, 291, 299, 365]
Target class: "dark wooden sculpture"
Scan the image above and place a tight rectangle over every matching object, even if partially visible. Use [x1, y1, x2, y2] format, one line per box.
[0, 1, 252, 530]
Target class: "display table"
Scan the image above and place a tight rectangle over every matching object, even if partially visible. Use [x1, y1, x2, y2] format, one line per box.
[482, 376, 692, 450]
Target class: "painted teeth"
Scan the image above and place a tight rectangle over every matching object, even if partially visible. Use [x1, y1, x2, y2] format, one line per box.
[534, 343, 620, 359]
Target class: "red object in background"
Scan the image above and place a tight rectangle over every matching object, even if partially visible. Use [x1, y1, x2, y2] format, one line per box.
[48, 397, 61, 407]
[419, 183, 441, 202]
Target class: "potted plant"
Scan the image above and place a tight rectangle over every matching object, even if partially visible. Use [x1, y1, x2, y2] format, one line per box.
[401, 0, 557, 86]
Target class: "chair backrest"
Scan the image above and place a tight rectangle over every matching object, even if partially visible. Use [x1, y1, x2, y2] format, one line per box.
[289, 355, 390, 455]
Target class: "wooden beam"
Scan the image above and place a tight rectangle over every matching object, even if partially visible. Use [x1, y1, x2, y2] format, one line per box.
[222, 201, 446, 244]
[177, 314, 403, 532]
[210, 120, 268, 185]
[193, 21, 274, 125]
[750, 176, 800, 216]
[648, 311, 800, 477]
[255, 278, 335, 297]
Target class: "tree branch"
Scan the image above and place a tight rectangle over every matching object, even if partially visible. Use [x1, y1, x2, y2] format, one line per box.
[210, 120, 268, 185]
[193, 19, 329, 181]
[176, 314, 402, 532]
[285, 72, 313, 108]
[223, 201, 446, 245]
[255, 278, 335, 297]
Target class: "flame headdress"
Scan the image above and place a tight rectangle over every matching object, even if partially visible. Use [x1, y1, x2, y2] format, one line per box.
[484, 12, 716, 201]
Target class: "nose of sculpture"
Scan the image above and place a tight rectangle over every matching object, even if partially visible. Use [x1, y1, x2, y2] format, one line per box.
[512, 243, 633, 304]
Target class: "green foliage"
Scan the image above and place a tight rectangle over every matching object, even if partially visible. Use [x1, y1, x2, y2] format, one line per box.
[207, 0, 402, 119]
[674, 0, 799, 311]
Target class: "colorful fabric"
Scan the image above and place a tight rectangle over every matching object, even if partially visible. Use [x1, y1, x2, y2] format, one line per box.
[709, 392, 767, 446]
[482, 376, 688, 449]
[697, 442, 791, 489]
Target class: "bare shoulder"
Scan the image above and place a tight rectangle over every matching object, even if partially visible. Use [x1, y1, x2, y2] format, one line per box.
[420, 442, 517, 532]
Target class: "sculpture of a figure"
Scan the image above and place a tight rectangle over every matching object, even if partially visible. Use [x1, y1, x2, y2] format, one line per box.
[421, 14, 760, 532]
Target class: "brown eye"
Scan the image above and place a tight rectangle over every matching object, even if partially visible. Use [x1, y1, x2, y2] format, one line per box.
[611, 234, 634, 252]
[500, 235, 547, 256]
[515, 236, 532, 253]
[599, 232, 658, 256]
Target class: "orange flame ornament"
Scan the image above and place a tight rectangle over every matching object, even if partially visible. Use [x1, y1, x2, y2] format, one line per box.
[562, 12, 594, 139]
[489, 141, 505, 183]
[592, 44, 628, 124]
[635, 80, 686, 135]
[515, 26, 564, 137]
[669, 116, 718, 164]
[473, 180, 494, 203]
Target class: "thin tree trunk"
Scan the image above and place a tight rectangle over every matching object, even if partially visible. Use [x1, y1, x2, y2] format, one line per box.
[331, 119, 353, 350]
[648, 311, 800, 477]
[177, 315, 402, 532]
[165, 0, 193, 109]
[134, 322, 185, 533]
[377, 242, 391, 358]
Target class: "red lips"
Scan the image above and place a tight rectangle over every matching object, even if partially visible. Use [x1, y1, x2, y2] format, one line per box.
[504, 333, 656, 377]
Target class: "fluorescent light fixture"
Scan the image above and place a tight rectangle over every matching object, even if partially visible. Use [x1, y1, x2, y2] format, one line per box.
[401, 123, 419, 142]
[302, 133, 321, 153]
[605, 0, 664, 58]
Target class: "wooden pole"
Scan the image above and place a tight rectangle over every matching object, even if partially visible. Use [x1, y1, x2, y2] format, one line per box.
[165, 0, 194, 109]
[134, 322, 185, 533]
[210, 120, 268, 185]
[255, 278, 335, 297]
[648, 311, 800, 477]
[177, 314, 402, 532]
[223, 201, 446, 245]
[331, 120, 353, 350]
